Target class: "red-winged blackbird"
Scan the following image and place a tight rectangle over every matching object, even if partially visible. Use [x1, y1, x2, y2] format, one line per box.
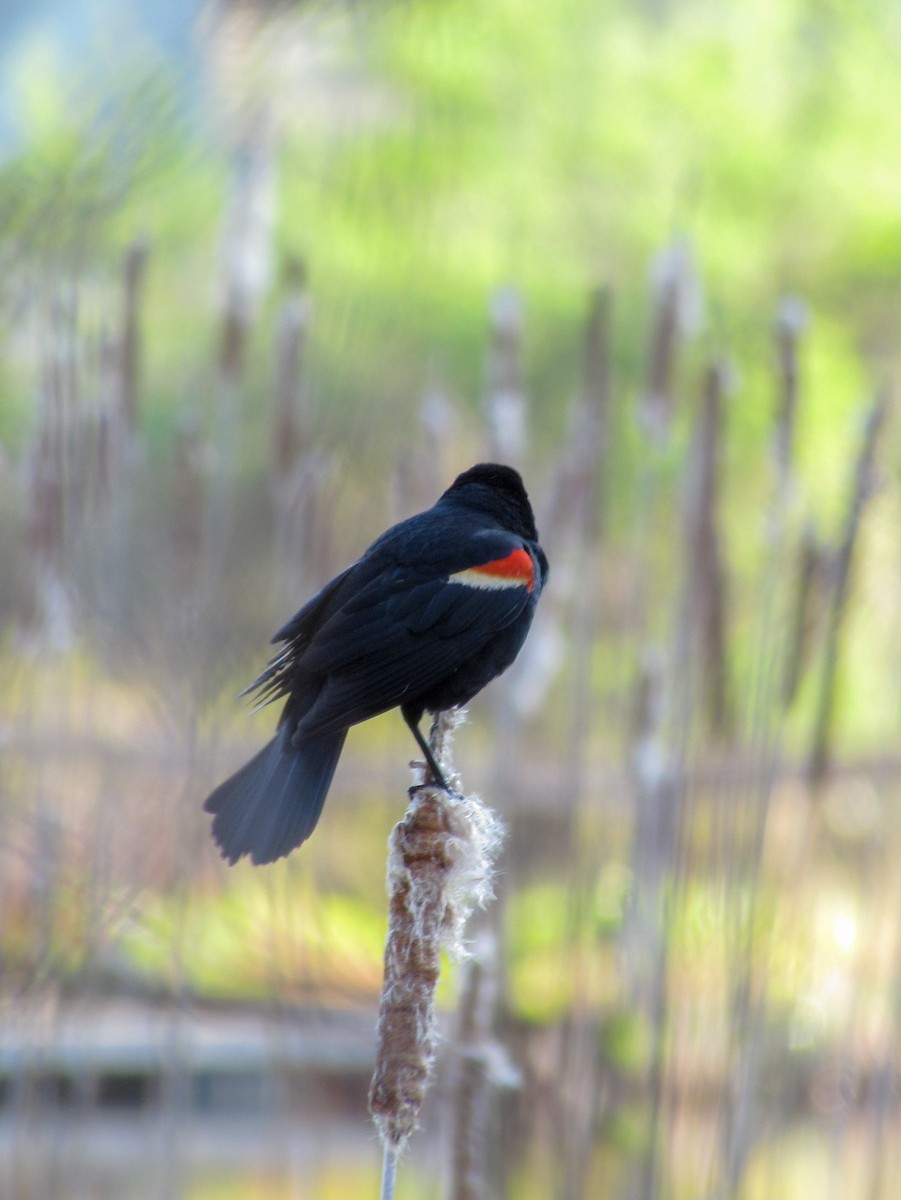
[204, 463, 548, 864]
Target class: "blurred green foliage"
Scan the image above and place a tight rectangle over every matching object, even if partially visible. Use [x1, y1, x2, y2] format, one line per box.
[1, 0, 899, 452]
[287, 0, 901, 448]
[122, 879, 388, 1002]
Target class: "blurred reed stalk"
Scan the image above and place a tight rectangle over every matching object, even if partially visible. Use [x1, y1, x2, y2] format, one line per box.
[271, 258, 312, 483]
[26, 289, 78, 642]
[205, 105, 277, 588]
[218, 106, 275, 383]
[369, 710, 504, 1198]
[624, 651, 683, 1200]
[683, 358, 733, 737]
[543, 284, 611, 799]
[640, 238, 701, 444]
[483, 287, 527, 466]
[269, 257, 334, 602]
[711, 309, 815, 1196]
[446, 925, 515, 1200]
[542, 286, 612, 1200]
[543, 285, 610, 561]
[625, 353, 735, 1199]
[391, 383, 459, 524]
[118, 237, 150, 435]
[772, 297, 822, 712]
[772, 297, 808, 501]
[781, 522, 827, 709]
[483, 286, 565, 798]
[808, 389, 888, 787]
[482, 288, 537, 801]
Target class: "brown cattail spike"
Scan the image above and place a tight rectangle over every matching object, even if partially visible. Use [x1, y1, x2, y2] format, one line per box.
[369, 711, 504, 1158]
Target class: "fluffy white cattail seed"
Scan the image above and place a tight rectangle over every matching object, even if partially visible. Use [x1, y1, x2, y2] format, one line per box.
[369, 709, 504, 1159]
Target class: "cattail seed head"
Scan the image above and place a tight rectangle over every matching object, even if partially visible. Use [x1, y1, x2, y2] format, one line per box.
[369, 710, 504, 1154]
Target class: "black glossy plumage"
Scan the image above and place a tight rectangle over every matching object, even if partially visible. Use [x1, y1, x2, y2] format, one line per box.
[204, 463, 548, 864]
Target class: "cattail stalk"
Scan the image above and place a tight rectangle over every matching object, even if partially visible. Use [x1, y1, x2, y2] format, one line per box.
[809, 390, 888, 786]
[684, 359, 733, 736]
[772, 297, 807, 495]
[781, 522, 825, 708]
[640, 238, 702, 443]
[447, 924, 512, 1200]
[271, 258, 311, 484]
[624, 651, 682, 1200]
[118, 237, 149, 433]
[483, 287, 526, 465]
[218, 107, 275, 382]
[369, 710, 504, 1189]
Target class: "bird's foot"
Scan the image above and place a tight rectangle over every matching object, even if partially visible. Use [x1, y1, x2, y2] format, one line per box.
[408, 764, 460, 800]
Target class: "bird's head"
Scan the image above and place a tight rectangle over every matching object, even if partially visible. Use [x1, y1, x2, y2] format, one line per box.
[442, 462, 539, 543]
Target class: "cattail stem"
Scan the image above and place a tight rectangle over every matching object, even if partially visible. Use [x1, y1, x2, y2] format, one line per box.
[484, 287, 526, 464]
[369, 710, 504, 1166]
[683, 358, 733, 736]
[773, 296, 807, 494]
[447, 924, 511, 1200]
[380, 1145, 398, 1200]
[119, 237, 149, 434]
[809, 389, 888, 786]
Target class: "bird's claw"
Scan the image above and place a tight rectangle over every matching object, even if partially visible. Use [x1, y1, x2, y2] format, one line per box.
[408, 768, 460, 800]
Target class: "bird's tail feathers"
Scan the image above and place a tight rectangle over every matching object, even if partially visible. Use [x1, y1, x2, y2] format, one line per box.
[204, 725, 346, 865]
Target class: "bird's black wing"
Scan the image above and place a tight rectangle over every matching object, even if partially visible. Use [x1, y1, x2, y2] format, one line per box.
[241, 562, 358, 710]
[293, 531, 539, 739]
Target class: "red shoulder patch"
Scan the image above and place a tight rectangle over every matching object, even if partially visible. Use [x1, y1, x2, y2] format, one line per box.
[450, 548, 534, 592]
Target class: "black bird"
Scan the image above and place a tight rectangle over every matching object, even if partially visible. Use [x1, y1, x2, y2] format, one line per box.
[204, 462, 548, 865]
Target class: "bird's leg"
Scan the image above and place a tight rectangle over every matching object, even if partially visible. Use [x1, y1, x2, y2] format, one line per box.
[402, 706, 452, 791]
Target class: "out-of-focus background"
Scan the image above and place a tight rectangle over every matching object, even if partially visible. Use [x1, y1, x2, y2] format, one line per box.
[2, 1, 901, 1197]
